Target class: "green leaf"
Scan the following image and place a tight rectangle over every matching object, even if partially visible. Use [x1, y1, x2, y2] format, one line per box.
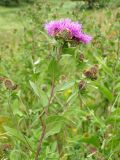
[56, 81, 75, 92]
[114, 82, 120, 92]
[45, 115, 66, 138]
[95, 57, 113, 78]
[12, 99, 24, 116]
[63, 47, 76, 55]
[81, 135, 100, 147]
[48, 58, 60, 79]
[10, 149, 28, 160]
[67, 91, 78, 104]
[29, 81, 40, 98]
[107, 115, 120, 123]
[96, 83, 113, 101]
[10, 150, 20, 160]
[39, 90, 48, 107]
[4, 126, 27, 145]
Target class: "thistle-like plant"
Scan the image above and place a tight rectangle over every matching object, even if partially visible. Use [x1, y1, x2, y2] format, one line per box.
[35, 18, 93, 160]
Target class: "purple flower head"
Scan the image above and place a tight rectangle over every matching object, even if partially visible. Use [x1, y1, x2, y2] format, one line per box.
[44, 19, 92, 44]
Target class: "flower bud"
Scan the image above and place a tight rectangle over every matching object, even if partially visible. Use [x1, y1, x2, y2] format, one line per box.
[78, 80, 86, 91]
[61, 75, 67, 81]
[79, 53, 85, 62]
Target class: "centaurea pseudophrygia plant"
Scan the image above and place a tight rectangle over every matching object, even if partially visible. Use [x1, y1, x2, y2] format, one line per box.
[35, 19, 92, 160]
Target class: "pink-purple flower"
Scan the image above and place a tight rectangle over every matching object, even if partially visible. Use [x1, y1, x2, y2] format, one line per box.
[44, 19, 92, 44]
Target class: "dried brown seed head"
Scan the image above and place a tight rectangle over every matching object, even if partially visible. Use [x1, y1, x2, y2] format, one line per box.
[90, 65, 99, 74]
[84, 70, 93, 78]
[4, 79, 17, 90]
[84, 65, 99, 80]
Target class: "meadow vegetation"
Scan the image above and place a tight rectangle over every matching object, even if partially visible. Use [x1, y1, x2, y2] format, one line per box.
[0, 0, 120, 159]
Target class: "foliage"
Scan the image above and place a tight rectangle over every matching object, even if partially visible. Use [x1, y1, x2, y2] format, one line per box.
[71, 0, 114, 9]
[0, 0, 120, 160]
[0, 0, 34, 6]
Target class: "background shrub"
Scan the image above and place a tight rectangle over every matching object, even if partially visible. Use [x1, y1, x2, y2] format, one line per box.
[0, 0, 34, 6]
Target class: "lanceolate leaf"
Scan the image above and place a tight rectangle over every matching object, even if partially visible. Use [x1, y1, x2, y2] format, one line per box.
[4, 126, 27, 144]
[56, 81, 75, 92]
[96, 83, 113, 101]
[47, 58, 60, 79]
[29, 80, 40, 98]
[45, 115, 67, 138]
[95, 56, 113, 78]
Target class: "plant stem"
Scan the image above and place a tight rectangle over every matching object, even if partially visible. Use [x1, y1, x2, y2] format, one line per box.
[35, 78, 55, 160]
[35, 117, 46, 160]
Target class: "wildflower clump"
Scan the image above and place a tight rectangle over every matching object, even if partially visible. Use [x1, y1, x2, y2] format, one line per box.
[45, 19, 92, 44]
